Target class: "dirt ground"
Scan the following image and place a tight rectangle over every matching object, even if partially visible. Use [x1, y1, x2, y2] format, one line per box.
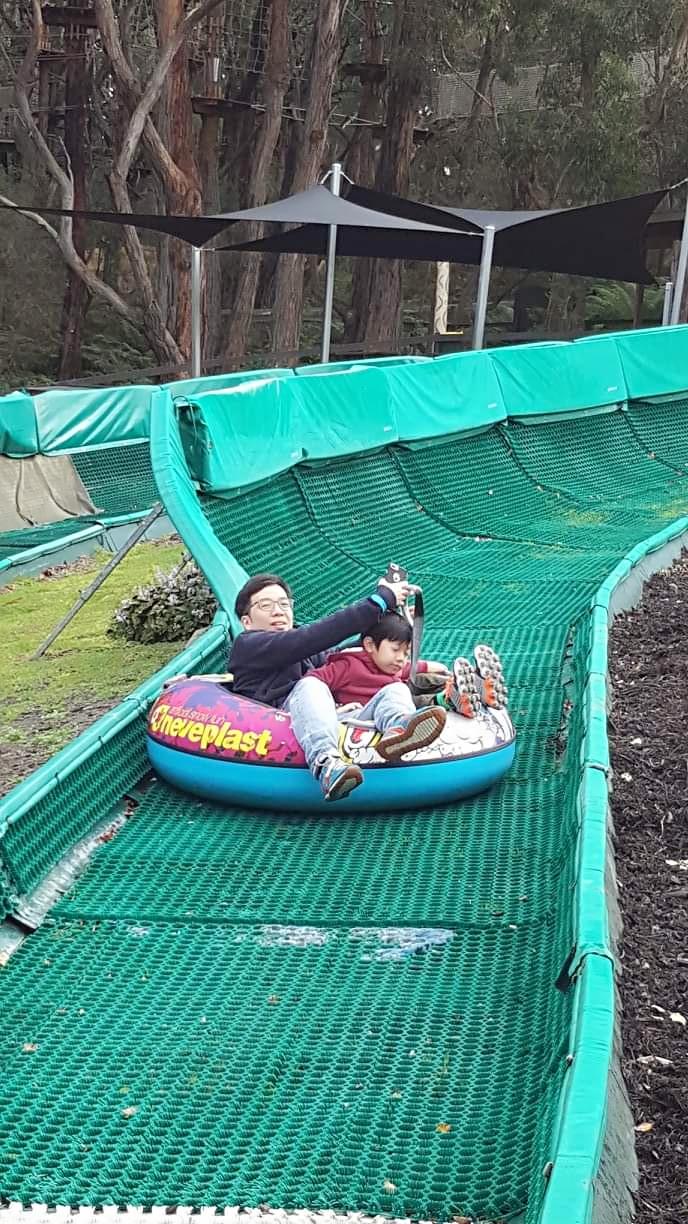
[610, 557, 688, 1222]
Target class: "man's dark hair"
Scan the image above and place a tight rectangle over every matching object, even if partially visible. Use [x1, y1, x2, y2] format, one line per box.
[235, 573, 292, 618]
[363, 611, 412, 647]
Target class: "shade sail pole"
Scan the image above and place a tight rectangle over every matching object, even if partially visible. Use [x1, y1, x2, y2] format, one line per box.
[472, 224, 495, 350]
[670, 190, 688, 325]
[191, 246, 202, 376]
[321, 161, 342, 363]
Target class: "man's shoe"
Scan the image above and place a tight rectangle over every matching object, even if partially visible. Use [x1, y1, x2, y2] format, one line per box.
[444, 657, 481, 719]
[377, 706, 447, 761]
[473, 644, 508, 709]
[319, 757, 364, 802]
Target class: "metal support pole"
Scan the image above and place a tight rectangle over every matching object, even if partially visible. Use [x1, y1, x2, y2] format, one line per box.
[670, 190, 688, 325]
[191, 245, 202, 376]
[662, 281, 673, 326]
[472, 225, 496, 351]
[320, 161, 343, 363]
[32, 504, 163, 659]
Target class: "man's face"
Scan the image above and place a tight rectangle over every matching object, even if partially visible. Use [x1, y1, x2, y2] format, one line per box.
[363, 636, 410, 675]
[241, 583, 294, 632]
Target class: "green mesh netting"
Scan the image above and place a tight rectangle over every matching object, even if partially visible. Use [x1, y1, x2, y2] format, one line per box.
[0, 397, 685, 1220]
[71, 443, 158, 517]
[0, 518, 99, 562]
[0, 443, 158, 567]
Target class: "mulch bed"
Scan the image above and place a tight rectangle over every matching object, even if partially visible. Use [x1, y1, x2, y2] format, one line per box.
[610, 555, 688, 1223]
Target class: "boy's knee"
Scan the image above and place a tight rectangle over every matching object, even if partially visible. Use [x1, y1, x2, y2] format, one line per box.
[295, 675, 329, 695]
[387, 680, 414, 699]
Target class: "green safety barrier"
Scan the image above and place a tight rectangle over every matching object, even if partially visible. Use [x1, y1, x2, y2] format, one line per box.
[2, 332, 688, 1220]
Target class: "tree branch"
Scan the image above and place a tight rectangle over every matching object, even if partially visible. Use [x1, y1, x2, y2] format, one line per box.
[94, 0, 225, 196]
[642, 7, 688, 135]
[0, 193, 143, 326]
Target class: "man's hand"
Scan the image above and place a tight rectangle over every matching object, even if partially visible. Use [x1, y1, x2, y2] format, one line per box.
[377, 577, 412, 607]
[424, 660, 451, 676]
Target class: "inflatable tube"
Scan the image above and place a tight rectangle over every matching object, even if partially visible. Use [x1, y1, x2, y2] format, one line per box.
[147, 676, 516, 812]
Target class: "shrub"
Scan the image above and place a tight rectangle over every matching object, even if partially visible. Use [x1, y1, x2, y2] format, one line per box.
[109, 562, 218, 644]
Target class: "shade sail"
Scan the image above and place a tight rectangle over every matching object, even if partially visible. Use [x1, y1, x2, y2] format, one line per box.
[224, 184, 668, 284]
[3, 180, 668, 281]
[1, 185, 475, 249]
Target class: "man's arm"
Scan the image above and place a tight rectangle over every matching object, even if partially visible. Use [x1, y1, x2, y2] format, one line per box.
[230, 586, 399, 672]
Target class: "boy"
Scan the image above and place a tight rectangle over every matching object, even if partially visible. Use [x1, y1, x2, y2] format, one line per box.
[305, 613, 507, 747]
[229, 573, 446, 802]
[306, 610, 448, 707]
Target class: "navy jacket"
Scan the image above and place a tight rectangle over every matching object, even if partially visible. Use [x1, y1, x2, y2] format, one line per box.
[229, 585, 396, 708]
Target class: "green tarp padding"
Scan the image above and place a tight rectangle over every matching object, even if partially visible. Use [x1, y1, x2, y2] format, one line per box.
[185, 330, 688, 493]
[0, 391, 38, 456]
[0, 373, 295, 458]
[170, 368, 295, 399]
[575, 325, 688, 401]
[31, 385, 153, 452]
[392, 350, 505, 436]
[488, 339, 626, 418]
[187, 354, 508, 491]
[3, 326, 688, 464]
[294, 355, 426, 376]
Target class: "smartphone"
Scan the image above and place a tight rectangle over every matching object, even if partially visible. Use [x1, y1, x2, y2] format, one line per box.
[385, 563, 408, 583]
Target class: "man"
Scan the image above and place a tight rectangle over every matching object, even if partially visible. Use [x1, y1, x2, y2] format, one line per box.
[229, 573, 446, 801]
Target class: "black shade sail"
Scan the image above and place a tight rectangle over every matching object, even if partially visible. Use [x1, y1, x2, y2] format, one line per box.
[0, 184, 476, 249]
[224, 184, 668, 284]
[2, 181, 669, 282]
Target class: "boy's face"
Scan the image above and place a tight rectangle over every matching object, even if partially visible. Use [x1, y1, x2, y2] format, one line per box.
[241, 583, 294, 632]
[363, 636, 410, 675]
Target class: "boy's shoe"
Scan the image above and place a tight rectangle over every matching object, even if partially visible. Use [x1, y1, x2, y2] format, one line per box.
[377, 706, 447, 761]
[473, 644, 508, 709]
[318, 756, 364, 802]
[444, 657, 482, 719]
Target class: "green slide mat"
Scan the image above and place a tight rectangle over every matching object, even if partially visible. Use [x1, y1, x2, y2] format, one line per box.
[3, 332, 688, 1222]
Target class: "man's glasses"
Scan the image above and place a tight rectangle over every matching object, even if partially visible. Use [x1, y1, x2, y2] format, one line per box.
[250, 597, 294, 613]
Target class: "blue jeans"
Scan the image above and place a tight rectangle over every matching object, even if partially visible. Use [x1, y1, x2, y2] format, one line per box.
[283, 676, 416, 773]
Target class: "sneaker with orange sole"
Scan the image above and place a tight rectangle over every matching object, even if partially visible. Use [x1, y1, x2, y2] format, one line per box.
[444, 656, 482, 719]
[473, 644, 508, 709]
[377, 706, 447, 761]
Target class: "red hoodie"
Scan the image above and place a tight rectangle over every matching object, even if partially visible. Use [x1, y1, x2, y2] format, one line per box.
[306, 648, 428, 705]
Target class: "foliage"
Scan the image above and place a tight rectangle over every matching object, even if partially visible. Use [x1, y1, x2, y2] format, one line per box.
[2, 0, 688, 384]
[110, 562, 218, 644]
[586, 281, 665, 323]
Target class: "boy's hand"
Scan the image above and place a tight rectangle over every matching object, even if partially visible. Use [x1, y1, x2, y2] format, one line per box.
[424, 660, 451, 676]
[377, 577, 411, 607]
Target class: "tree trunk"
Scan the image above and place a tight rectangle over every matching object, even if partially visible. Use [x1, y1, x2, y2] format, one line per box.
[270, 0, 341, 363]
[154, 0, 203, 361]
[345, 0, 385, 342]
[224, 0, 289, 362]
[362, 2, 425, 352]
[58, 7, 91, 379]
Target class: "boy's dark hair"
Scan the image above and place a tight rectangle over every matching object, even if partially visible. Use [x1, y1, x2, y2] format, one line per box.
[235, 573, 292, 618]
[363, 611, 412, 647]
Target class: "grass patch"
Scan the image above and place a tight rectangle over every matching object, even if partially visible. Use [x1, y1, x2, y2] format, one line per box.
[0, 539, 187, 793]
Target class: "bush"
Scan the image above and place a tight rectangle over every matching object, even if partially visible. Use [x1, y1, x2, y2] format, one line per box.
[109, 562, 218, 644]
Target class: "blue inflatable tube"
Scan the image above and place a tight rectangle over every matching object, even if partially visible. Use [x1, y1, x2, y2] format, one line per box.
[146, 677, 516, 813]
